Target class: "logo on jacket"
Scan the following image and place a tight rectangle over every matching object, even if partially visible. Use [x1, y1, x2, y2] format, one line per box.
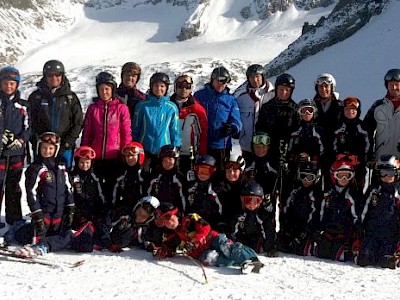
[371, 193, 378, 206]
[45, 171, 53, 183]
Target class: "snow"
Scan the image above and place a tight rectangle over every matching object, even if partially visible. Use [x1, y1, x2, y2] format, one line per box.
[1, 0, 400, 299]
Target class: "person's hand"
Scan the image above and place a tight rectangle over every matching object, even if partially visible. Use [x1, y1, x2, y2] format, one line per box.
[31, 211, 46, 236]
[64, 206, 76, 229]
[2, 129, 15, 145]
[7, 139, 23, 150]
[153, 246, 171, 260]
[182, 242, 195, 253]
[222, 123, 233, 137]
[108, 244, 123, 253]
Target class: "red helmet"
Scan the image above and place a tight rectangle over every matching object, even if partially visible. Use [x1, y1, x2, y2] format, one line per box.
[74, 146, 96, 160]
[121, 142, 145, 165]
[330, 159, 354, 185]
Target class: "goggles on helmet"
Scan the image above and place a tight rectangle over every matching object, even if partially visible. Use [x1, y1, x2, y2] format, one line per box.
[378, 168, 397, 178]
[216, 76, 229, 84]
[195, 165, 215, 176]
[343, 97, 360, 109]
[299, 172, 317, 182]
[225, 162, 242, 171]
[39, 132, 60, 145]
[316, 76, 334, 86]
[122, 145, 144, 157]
[75, 147, 96, 160]
[384, 72, 400, 82]
[252, 134, 270, 145]
[242, 195, 263, 206]
[299, 106, 316, 116]
[333, 170, 354, 181]
[1, 69, 20, 81]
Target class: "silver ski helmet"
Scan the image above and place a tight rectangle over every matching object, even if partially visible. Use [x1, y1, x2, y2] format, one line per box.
[315, 72, 336, 92]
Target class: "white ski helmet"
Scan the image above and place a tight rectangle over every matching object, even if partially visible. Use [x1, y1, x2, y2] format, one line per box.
[315, 73, 336, 92]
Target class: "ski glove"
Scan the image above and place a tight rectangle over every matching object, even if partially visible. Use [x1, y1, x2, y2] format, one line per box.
[154, 246, 172, 260]
[222, 123, 238, 137]
[2, 129, 14, 145]
[7, 139, 23, 150]
[31, 211, 46, 236]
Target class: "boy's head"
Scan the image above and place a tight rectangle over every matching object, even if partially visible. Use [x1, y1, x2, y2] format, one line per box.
[159, 144, 179, 171]
[132, 196, 160, 226]
[240, 182, 264, 211]
[0, 66, 20, 96]
[297, 99, 317, 122]
[330, 159, 355, 187]
[154, 202, 179, 230]
[298, 161, 320, 188]
[122, 142, 145, 167]
[225, 154, 245, 182]
[74, 146, 96, 171]
[376, 154, 399, 184]
[343, 97, 361, 120]
[150, 72, 170, 97]
[252, 131, 270, 158]
[37, 132, 60, 158]
[194, 155, 216, 181]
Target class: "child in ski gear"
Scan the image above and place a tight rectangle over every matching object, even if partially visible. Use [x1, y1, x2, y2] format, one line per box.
[152, 202, 264, 274]
[170, 74, 208, 176]
[81, 71, 131, 208]
[232, 182, 277, 257]
[333, 97, 369, 194]
[117, 62, 146, 118]
[256, 73, 299, 168]
[213, 154, 246, 236]
[28, 60, 83, 169]
[133, 72, 181, 174]
[357, 155, 400, 269]
[279, 161, 322, 256]
[147, 145, 187, 214]
[194, 66, 242, 170]
[0, 66, 31, 226]
[314, 159, 360, 261]
[25, 132, 75, 245]
[186, 155, 222, 228]
[234, 64, 274, 165]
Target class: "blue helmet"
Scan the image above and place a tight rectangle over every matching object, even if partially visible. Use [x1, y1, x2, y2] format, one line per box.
[0, 66, 21, 83]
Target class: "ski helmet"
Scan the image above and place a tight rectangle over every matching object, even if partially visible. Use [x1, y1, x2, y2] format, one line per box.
[343, 96, 361, 117]
[211, 66, 231, 83]
[275, 73, 295, 89]
[241, 181, 264, 197]
[96, 71, 117, 97]
[246, 64, 266, 85]
[298, 161, 320, 183]
[74, 146, 96, 160]
[159, 144, 180, 159]
[225, 154, 246, 172]
[43, 60, 65, 76]
[132, 196, 160, 225]
[376, 154, 400, 179]
[315, 73, 336, 92]
[330, 159, 354, 185]
[121, 142, 145, 165]
[37, 132, 61, 157]
[0, 66, 21, 84]
[384, 69, 400, 89]
[121, 62, 141, 82]
[297, 99, 318, 118]
[195, 155, 216, 167]
[150, 72, 170, 88]
[252, 131, 270, 146]
[154, 202, 179, 227]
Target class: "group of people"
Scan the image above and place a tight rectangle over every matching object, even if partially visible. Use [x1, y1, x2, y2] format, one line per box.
[0, 60, 399, 273]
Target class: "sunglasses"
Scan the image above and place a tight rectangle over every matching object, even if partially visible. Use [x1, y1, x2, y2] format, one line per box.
[176, 82, 192, 90]
[379, 169, 397, 177]
[242, 195, 263, 206]
[334, 170, 354, 181]
[46, 73, 63, 78]
[195, 165, 215, 176]
[252, 135, 270, 145]
[316, 77, 334, 86]
[78, 148, 96, 159]
[39, 132, 60, 145]
[299, 172, 317, 182]
[299, 106, 315, 116]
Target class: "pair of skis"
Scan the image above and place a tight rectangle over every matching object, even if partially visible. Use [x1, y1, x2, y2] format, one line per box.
[0, 246, 85, 268]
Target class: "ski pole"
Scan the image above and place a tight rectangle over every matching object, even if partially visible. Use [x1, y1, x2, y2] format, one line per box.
[176, 249, 209, 284]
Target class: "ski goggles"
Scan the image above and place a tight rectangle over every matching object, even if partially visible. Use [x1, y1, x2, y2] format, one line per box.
[333, 170, 354, 181]
[122, 146, 144, 157]
[154, 208, 179, 227]
[298, 106, 316, 116]
[176, 82, 192, 90]
[195, 165, 215, 176]
[1, 68, 20, 82]
[384, 72, 400, 82]
[75, 147, 96, 159]
[39, 132, 60, 145]
[216, 76, 229, 84]
[241, 195, 263, 206]
[252, 134, 270, 145]
[378, 168, 397, 177]
[225, 162, 242, 171]
[343, 97, 360, 109]
[299, 172, 317, 182]
[316, 76, 334, 86]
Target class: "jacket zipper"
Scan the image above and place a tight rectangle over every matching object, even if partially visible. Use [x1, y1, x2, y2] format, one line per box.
[102, 103, 109, 159]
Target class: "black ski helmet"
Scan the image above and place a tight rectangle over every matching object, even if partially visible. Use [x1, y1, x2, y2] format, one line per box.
[195, 155, 216, 167]
[275, 73, 295, 89]
[158, 144, 179, 158]
[149, 72, 170, 94]
[211, 66, 231, 83]
[246, 64, 266, 85]
[121, 62, 141, 82]
[96, 71, 117, 97]
[241, 181, 264, 198]
[298, 161, 321, 183]
[43, 60, 65, 76]
[384, 69, 400, 89]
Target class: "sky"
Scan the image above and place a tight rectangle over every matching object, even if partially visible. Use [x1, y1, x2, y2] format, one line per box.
[1, 1, 399, 299]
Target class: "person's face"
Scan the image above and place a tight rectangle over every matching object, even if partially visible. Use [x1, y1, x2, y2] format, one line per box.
[45, 72, 63, 88]
[124, 153, 139, 167]
[225, 167, 241, 182]
[317, 83, 332, 99]
[387, 81, 400, 98]
[1, 80, 18, 95]
[241, 195, 262, 211]
[152, 81, 167, 97]
[134, 206, 151, 224]
[301, 178, 314, 188]
[381, 175, 395, 183]
[253, 144, 269, 157]
[40, 142, 56, 158]
[195, 165, 214, 182]
[300, 111, 314, 122]
[175, 81, 192, 100]
[122, 72, 139, 88]
[162, 157, 175, 171]
[98, 83, 113, 101]
[248, 74, 263, 88]
[162, 214, 179, 230]
[78, 158, 92, 171]
[276, 85, 292, 101]
[212, 79, 228, 93]
[344, 106, 358, 119]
